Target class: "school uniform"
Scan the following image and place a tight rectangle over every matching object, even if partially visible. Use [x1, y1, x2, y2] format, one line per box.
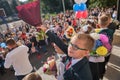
[64, 57, 92, 80]
[98, 28, 114, 79]
[46, 30, 93, 80]
[89, 28, 114, 80]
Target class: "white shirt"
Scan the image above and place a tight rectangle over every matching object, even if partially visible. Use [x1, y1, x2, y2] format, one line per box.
[71, 58, 83, 66]
[56, 54, 66, 80]
[4, 45, 33, 76]
[89, 56, 105, 63]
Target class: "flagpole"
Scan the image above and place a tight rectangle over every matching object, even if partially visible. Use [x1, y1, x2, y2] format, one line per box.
[117, 0, 120, 21]
[62, 0, 65, 14]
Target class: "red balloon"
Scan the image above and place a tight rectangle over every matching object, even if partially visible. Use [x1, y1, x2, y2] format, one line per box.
[75, 11, 82, 19]
[82, 10, 88, 18]
[75, 10, 88, 19]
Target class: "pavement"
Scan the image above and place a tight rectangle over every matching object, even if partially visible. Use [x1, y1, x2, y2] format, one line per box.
[103, 45, 120, 80]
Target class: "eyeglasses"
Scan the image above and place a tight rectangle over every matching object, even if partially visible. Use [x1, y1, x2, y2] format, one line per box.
[69, 42, 87, 51]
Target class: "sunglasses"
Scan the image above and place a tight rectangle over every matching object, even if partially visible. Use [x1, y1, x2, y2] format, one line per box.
[69, 42, 87, 51]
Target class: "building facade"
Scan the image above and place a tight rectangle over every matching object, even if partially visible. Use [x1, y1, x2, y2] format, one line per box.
[0, 0, 20, 17]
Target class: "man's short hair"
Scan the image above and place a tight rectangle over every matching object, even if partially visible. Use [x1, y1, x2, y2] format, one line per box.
[6, 38, 16, 46]
[72, 33, 95, 51]
[98, 15, 110, 27]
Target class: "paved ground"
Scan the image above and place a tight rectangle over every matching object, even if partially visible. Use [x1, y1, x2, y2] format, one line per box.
[0, 29, 120, 80]
[0, 44, 56, 80]
[104, 45, 120, 80]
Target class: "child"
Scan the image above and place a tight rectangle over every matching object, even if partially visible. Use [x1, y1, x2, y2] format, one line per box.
[22, 72, 42, 80]
[40, 24, 95, 80]
[89, 14, 114, 80]
[98, 14, 114, 79]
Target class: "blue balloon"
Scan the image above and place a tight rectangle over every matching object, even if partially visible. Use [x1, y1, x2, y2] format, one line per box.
[79, 3, 87, 11]
[0, 42, 6, 48]
[73, 4, 80, 12]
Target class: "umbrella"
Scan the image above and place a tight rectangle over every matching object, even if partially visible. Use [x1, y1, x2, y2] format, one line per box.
[16, 0, 42, 26]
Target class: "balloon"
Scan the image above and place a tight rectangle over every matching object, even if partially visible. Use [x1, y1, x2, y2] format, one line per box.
[74, 0, 87, 4]
[75, 10, 88, 19]
[75, 11, 82, 19]
[82, 10, 88, 18]
[0, 43, 6, 48]
[79, 3, 87, 11]
[81, 0, 87, 3]
[74, 0, 82, 4]
[73, 4, 80, 12]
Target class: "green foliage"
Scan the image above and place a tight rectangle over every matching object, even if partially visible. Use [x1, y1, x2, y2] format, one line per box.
[27, 0, 117, 13]
[89, 0, 117, 8]
[28, 0, 73, 13]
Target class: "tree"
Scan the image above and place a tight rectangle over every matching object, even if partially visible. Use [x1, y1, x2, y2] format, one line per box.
[12, 0, 19, 13]
[89, 0, 117, 8]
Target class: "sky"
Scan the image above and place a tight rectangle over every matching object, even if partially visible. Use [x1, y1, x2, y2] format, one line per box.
[19, 0, 28, 2]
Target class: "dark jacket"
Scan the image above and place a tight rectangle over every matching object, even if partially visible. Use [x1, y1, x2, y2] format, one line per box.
[46, 30, 93, 80]
[99, 28, 114, 44]
[64, 57, 92, 80]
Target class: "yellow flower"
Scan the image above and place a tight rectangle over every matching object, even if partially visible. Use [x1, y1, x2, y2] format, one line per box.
[96, 46, 108, 56]
[95, 29, 101, 33]
[65, 26, 76, 39]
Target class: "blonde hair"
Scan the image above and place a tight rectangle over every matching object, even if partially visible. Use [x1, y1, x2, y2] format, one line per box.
[72, 33, 95, 51]
[98, 15, 110, 28]
[22, 72, 42, 80]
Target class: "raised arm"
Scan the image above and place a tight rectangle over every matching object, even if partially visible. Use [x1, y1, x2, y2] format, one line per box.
[40, 25, 68, 54]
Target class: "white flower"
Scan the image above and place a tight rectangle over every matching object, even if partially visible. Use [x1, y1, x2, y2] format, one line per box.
[90, 33, 100, 40]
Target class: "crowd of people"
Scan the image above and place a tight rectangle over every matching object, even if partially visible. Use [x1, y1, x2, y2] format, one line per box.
[0, 6, 120, 80]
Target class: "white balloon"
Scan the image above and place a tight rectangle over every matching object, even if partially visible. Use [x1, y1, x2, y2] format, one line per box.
[81, 0, 87, 3]
[74, 0, 82, 4]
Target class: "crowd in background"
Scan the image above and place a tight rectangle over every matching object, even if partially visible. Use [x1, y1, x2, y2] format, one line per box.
[0, 6, 120, 80]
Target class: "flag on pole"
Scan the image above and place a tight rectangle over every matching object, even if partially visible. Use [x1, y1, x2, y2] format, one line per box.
[16, 0, 41, 26]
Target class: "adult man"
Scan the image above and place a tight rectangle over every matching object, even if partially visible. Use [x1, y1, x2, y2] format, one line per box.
[4, 39, 33, 80]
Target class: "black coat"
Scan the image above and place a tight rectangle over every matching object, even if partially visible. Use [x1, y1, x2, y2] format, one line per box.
[64, 57, 92, 80]
[46, 30, 92, 80]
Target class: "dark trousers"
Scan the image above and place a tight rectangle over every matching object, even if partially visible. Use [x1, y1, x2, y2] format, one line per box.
[16, 75, 26, 80]
[38, 40, 47, 53]
[98, 54, 111, 79]
[89, 62, 99, 80]
[98, 62, 105, 79]
[0, 60, 5, 75]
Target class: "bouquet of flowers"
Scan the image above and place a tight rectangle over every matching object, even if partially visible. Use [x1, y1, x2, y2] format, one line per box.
[80, 19, 87, 27]
[65, 26, 76, 39]
[90, 33, 111, 57]
[43, 56, 57, 75]
[94, 28, 101, 33]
